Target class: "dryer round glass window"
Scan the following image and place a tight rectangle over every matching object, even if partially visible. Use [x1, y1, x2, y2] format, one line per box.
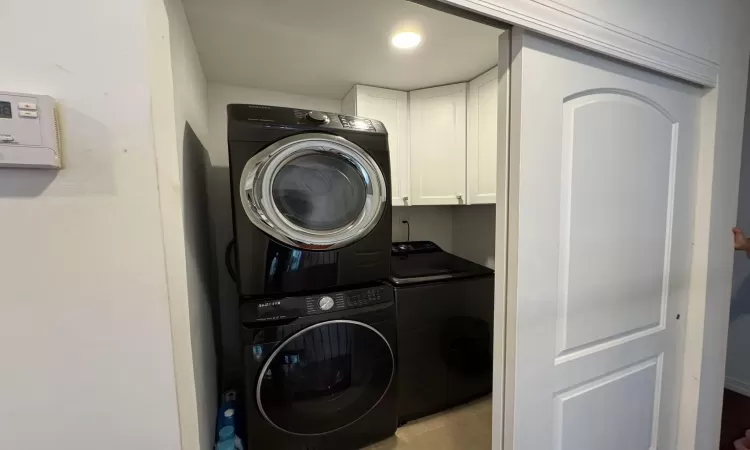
[271, 153, 367, 231]
[256, 320, 395, 436]
[240, 133, 387, 250]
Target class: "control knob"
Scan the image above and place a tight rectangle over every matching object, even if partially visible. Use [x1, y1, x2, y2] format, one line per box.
[305, 111, 330, 124]
[319, 296, 335, 311]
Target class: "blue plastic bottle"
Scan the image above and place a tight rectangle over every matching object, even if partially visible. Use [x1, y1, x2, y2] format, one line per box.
[218, 426, 234, 442]
[217, 426, 235, 450]
[222, 408, 235, 429]
[217, 440, 234, 450]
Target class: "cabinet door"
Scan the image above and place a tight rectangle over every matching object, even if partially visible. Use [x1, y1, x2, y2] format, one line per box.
[409, 83, 467, 206]
[502, 29, 699, 450]
[468, 67, 503, 204]
[352, 86, 409, 206]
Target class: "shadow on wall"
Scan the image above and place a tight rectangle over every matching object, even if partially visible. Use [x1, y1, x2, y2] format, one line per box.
[205, 158, 243, 382]
[182, 123, 220, 450]
[182, 122, 220, 367]
[0, 105, 119, 197]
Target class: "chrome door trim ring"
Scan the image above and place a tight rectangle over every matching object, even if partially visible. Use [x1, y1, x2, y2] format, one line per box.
[255, 319, 395, 436]
[239, 133, 387, 250]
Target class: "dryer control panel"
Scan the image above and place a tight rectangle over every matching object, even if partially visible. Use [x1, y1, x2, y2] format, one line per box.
[227, 103, 387, 134]
[242, 284, 393, 322]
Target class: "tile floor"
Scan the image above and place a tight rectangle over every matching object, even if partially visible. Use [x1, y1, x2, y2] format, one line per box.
[364, 397, 493, 450]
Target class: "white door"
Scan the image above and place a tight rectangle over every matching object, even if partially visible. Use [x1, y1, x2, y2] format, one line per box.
[467, 66, 503, 204]
[409, 83, 467, 205]
[345, 86, 410, 206]
[501, 30, 699, 450]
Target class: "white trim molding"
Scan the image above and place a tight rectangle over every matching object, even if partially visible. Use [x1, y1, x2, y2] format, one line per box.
[726, 377, 750, 398]
[442, 0, 719, 87]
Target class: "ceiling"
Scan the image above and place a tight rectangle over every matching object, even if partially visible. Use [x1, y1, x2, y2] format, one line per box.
[183, 0, 504, 99]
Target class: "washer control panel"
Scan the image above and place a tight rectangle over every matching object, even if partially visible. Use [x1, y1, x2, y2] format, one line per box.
[346, 286, 386, 308]
[305, 292, 345, 314]
[244, 284, 393, 322]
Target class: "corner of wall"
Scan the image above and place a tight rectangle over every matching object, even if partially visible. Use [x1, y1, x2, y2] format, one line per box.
[150, 1, 218, 450]
[452, 205, 497, 268]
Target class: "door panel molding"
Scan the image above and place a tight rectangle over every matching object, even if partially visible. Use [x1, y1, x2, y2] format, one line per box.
[552, 356, 663, 450]
[556, 89, 679, 358]
[443, 0, 719, 86]
[503, 29, 699, 450]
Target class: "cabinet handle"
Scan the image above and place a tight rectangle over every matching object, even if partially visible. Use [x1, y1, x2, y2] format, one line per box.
[402, 196, 409, 205]
[456, 194, 463, 204]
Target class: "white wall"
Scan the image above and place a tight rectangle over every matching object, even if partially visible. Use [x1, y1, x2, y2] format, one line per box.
[541, 0, 720, 65]
[0, 1, 181, 449]
[725, 65, 750, 395]
[452, 205, 496, 268]
[163, 0, 216, 449]
[206, 82, 342, 373]
[391, 205, 496, 268]
[392, 206, 455, 251]
[444, 0, 718, 86]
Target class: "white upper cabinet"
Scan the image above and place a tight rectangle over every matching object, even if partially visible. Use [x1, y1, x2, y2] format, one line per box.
[409, 83, 467, 206]
[342, 85, 409, 206]
[467, 67, 500, 204]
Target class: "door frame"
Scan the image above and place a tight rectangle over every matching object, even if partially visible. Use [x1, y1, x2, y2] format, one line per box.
[428, 5, 750, 450]
[438, 0, 717, 86]
[414, 0, 749, 445]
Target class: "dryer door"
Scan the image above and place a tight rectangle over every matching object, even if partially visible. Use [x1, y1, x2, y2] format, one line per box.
[256, 320, 395, 436]
[240, 133, 387, 250]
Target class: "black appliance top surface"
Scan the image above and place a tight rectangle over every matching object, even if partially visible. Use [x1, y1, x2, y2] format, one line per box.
[227, 103, 387, 136]
[390, 241, 494, 285]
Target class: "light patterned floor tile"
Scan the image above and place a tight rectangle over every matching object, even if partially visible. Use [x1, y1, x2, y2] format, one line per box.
[363, 396, 493, 449]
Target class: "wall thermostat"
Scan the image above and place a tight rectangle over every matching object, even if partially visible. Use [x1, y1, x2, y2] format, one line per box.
[0, 91, 61, 169]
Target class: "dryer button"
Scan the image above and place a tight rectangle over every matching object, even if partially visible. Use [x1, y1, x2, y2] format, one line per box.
[305, 111, 330, 124]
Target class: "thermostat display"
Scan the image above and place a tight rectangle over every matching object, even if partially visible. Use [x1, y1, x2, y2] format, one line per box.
[0, 101, 11, 119]
[0, 91, 61, 169]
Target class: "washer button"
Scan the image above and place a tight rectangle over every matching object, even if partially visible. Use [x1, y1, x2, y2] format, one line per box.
[319, 296, 335, 311]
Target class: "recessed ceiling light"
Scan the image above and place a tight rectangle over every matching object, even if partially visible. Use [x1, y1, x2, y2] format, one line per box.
[391, 31, 422, 49]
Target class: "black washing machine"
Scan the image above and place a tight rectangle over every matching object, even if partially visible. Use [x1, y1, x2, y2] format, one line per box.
[389, 241, 494, 423]
[228, 104, 392, 298]
[240, 283, 398, 450]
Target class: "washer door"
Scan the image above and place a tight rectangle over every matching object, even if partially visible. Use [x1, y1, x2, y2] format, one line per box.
[240, 133, 387, 250]
[256, 320, 395, 436]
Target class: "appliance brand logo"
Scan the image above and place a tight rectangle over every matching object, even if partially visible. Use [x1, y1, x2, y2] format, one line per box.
[258, 300, 281, 308]
[247, 105, 270, 109]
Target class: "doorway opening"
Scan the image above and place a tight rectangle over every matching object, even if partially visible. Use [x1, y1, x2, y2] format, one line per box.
[179, 0, 510, 448]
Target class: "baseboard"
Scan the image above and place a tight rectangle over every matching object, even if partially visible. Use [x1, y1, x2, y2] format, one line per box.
[725, 377, 750, 397]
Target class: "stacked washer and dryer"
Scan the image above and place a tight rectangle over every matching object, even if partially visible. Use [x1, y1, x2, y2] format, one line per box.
[227, 104, 397, 450]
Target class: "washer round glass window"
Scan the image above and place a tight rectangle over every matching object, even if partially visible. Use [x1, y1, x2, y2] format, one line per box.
[241, 134, 387, 250]
[256, 320, 395, 435]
